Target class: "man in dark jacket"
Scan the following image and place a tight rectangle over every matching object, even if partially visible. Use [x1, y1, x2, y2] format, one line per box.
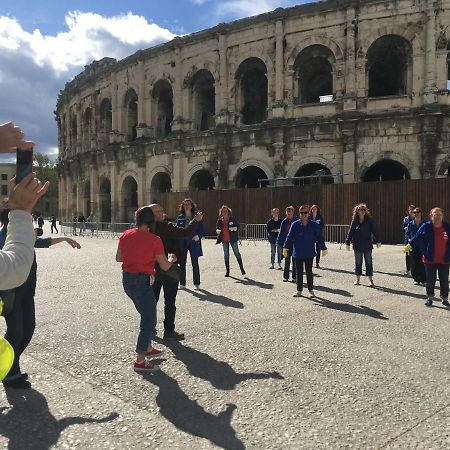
[150, 203, 202, 340]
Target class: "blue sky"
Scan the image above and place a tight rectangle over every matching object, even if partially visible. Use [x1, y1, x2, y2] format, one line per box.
[0, 0, 306, 161]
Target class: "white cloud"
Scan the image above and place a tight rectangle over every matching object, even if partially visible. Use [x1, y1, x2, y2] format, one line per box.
[211, 0, 299, 21]
[0, 11, 176, 159]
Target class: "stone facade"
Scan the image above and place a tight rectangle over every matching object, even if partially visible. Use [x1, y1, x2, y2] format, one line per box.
[56, 0, 450, 223]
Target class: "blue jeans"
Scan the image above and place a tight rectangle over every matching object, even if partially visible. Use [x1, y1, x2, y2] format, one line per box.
[283, 254, 296, 280]
[122, 272, 157, 354]
[270, 243, 282, 265]
[179, 248, 200, 286]
[354, 250, 373, 277]
[424, 264, 449, 299]
[222, 241, 242, 262]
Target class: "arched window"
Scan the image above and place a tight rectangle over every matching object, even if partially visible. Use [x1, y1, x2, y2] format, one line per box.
[293, 45, 334, 104]
[151, 172, 172, 194]
[152, 80, 173, 138]
[124, 89, 138, 141]
[99, 98, 112, 144]
[367, 35, 412, 97]
[83, 108, 92, 152]
[236, 58, 268, 125]
[99, 178, 111, 222]
[236, 166, 269, 188]
[362, 160, 410, 181]
[294, 164, 334, 185]
[121, 176, 138, 222]
[191, 70, 215, 131]
[189, 169, 215, 190]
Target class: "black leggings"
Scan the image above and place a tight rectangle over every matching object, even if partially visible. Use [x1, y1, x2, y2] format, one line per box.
[295, 258, 314, 292]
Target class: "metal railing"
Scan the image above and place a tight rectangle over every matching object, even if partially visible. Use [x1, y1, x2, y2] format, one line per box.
[60, 222, 134, 238]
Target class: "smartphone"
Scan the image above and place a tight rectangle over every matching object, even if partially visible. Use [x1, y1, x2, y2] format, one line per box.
[16, 148, 34, 183]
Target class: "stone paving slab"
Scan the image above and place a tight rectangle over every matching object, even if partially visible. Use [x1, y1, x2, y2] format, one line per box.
[1, 237, 449, 449]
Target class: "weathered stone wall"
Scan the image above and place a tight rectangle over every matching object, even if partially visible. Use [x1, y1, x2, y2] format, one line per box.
[56, 0, 450, 222]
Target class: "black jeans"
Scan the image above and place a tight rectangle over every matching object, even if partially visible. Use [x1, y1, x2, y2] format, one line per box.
[283, 255, 296, 280]
[424, 264, 449, 299]
[3, 269, 37, 380]
[410, 251, 426, 284]
[315, 242, 321, 266]
[153, 276, 179, 333]
[295, 258, 314, 292]
[179, 248, 200, 286]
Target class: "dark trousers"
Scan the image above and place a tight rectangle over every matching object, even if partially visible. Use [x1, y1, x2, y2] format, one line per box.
[405, 253, 411, 272]
[51, 224, 58, 233]
[4, 270, 37, 380]
[283, 254, 296, 280]
[315, 242, 321, 266]
[410, 251, 426, 284]
[179, 248, 200, 286]
[153, 276, 179, 333]
[424, 263, 449, 299]
[295, 258, 314, 292]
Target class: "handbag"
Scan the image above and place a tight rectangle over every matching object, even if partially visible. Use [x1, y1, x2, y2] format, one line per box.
[155, 263, 180, 284]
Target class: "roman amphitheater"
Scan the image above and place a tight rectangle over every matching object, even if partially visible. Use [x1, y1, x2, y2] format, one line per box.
[56, 0, 450, 223]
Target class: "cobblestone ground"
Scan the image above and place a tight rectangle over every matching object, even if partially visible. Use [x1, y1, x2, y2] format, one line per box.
[1, 229, 449, 449]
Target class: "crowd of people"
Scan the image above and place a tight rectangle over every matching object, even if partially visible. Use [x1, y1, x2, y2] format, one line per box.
[1, 120, 449, 384]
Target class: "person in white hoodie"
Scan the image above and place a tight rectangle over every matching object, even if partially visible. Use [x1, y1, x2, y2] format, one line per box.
[0, 122, 49, 290]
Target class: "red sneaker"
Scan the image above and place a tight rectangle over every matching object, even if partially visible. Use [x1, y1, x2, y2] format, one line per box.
[145, 347, 164, 359]
[133, 360, 159, 372]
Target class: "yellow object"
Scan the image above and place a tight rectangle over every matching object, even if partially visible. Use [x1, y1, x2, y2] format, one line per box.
[0, 299, 3, 316]
[403, 243, 411, 254]
[0, 337, 14, 381]
[322, 250, 328, 257]
[282, 248, 289, 258]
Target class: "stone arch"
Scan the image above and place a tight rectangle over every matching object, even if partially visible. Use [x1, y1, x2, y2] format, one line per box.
[121, 175, 138, 222]
[293, 45, 335, 104]
[287, 156, 338, 178]
[294, 163, 334, 185]
[286, 35, 344, 67]
[437, 157, 450, 176]
[123, 88, 138, 141]
[151, 79, 174, 138]
[150, 170, 172, 196]
[366, 35, 412, 97]
[188, 168, 215, 190]
[233, 159, 274, 188]
[359, 152, 414, 180]
[235, 57, 268, 125]
[361, 159, 411, 182]
[187, 69, 216, 131]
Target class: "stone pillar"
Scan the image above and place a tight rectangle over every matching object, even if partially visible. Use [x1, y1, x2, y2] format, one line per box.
[65, 173, 72, 219]
[75, 105, 82, 154]
[343, 7, 357, 110]
[137, 166, 146, 205]
[136, 60, 148, 138]
[89, 165, 98, 217]
[271, 20, 286, 119]
[171, 152, 182, 191]
[424, 1, 437, 104]
[172, 47, 184, 132]
[109, 161, 118, 222]
[111, 72, 118, 131]
[216, 34, 230, 126]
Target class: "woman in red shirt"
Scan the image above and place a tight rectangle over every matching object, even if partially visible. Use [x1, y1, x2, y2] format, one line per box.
[116, 206, 177, 372]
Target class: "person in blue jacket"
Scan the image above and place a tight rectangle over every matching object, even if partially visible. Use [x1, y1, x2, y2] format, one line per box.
[402, 205, 416, 275]
[309, 204, 325, 268]
[405, 207, 426, 285]
[345, 203, 381, 287]
[283, 204, 327, 297]
[407, 207, 450, 307]
[176, 198, 204, 289]
[267, 208, 282, 270]
[277, 206, 297, 282]
[1, 206, 81, 389]
[216, 205, 245, 277]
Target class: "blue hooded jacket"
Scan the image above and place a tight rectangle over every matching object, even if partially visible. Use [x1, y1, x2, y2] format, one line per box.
[409, 220, 450, 263]
[276, 216, 296, 249]
[176, 214, 204, 258]
[284, 219, 327, 259]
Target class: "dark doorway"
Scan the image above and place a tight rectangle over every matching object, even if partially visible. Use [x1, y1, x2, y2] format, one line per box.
[153, 80, 173, 138]
[192, 70, 215, 131]
[99, 178, 111, 222]
[294, 164, 334, 185]
[124, 89, 138, 141]
[189, 170, 215, 190]
[236, 166, 269, 188]
[363, 160, 410, 181]
[151, 172, 172, 194]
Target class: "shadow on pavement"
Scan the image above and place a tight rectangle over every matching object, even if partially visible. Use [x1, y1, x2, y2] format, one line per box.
[167, 341, 284, 390]
[314, 285, 352, 297]
[185, 288, 244, 309]
[372, 285, 425, 300]
[229, 276, 273, 289]
[142, 371, 245, 450]
[0, 387, 118, 450]
[320, 267, 354, 275]
[310, 296, 388, 320]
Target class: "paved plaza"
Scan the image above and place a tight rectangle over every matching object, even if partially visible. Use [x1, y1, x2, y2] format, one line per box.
[1, 231, 449, 449]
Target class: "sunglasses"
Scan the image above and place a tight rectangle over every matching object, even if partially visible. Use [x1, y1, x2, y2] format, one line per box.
[300, 211, 309, 215]
[358, 208, 366, 212]
[413, 211, 421, 214]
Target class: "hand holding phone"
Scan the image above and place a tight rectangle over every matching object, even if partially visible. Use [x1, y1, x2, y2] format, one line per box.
[16, 148, 34, 183]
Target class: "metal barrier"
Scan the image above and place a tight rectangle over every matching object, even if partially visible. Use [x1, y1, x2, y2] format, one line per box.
[60, 222, 133, 238]
[324, 224, 348, 244]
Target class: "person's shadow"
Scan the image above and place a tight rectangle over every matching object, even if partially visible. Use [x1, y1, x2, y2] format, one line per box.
[229, 276, 273, 289]
[314, 285, 352, 297]
[310, 295, 388, 320]
[167, 341, 284, 390]
[142, 371, 245, 450]
[185, 288, 244, 309]
[0, 387, 118, 450]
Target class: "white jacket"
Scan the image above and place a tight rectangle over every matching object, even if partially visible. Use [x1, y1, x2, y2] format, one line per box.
[0, 210, 34, 290]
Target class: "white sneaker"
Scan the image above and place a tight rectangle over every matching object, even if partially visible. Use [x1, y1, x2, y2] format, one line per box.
[293, 291, 302, 297]
[277, 263, 282, 270]
[308, 290, 315, 298]
[194, 285, 200, 290]
[269, 265, 274, 269]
